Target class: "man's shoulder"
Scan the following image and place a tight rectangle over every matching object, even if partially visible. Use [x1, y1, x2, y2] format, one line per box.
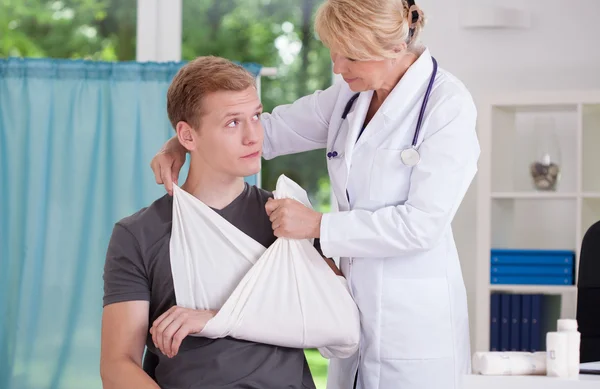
[114, 194, 173, 244]
[248, 185, 273, 205]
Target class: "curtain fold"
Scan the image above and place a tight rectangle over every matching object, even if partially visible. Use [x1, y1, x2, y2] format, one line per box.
[0, 58, 262, 389]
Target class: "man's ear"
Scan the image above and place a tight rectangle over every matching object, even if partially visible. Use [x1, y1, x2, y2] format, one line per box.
[175, 121, 197, 152]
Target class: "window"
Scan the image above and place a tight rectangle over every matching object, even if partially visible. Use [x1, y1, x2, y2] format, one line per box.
[0, 0, 137, 61]
[182, 0, 333, 212]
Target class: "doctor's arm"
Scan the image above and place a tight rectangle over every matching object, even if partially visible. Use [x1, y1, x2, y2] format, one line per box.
[320, 96, 480, 258]
[150, 81, 343, 193]
[260, 80, 342, 160]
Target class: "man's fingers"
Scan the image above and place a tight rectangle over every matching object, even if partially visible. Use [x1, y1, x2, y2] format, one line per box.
[154, 307, 180, 353]
[171, 325, 191, 357]
[162, 318, 183, 357]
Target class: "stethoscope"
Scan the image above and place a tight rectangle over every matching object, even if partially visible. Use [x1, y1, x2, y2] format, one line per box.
[326, 56, 438, 167]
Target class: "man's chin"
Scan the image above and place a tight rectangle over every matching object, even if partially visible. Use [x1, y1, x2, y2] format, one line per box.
[234, 164, 261, 179]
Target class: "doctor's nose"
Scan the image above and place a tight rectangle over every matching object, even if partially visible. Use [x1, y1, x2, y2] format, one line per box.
[331, 54, 348, 75]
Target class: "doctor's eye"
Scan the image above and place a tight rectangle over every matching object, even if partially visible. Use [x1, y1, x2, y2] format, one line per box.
[252, 113, 260, 121]
[226, 120, 239, 128]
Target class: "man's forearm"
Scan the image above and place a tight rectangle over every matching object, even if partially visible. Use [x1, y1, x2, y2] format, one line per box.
[100, 358, 160, 389]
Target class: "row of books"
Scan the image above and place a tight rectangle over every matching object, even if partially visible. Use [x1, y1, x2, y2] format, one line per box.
[490, 292, 562, 352]
[490, 249, 575, 285]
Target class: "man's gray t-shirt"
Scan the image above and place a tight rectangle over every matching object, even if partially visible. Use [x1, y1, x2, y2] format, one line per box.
[103, 183, 316, 389]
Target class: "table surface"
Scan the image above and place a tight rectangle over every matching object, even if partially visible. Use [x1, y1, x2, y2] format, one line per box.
[463, 373, 600, 389]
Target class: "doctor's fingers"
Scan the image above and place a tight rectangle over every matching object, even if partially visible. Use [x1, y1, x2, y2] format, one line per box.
[267, 200, 292, 222]
[264, 197, 280, 216]
[152, 156, 181, 196]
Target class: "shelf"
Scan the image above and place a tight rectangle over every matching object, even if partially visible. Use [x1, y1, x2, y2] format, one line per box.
[475, 92, 600, 354]
[491, 198, 577, 250]
[491, 192, 577, 199]
[582, 104, 600, 192]
[582, 192, 600, 199]
[489, 284, 577, 294]
[490, 105, 578, 193]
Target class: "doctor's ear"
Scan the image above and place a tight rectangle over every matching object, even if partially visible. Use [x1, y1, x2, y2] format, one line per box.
[393, 42, 408, 54]
[175, 121, 198, 152]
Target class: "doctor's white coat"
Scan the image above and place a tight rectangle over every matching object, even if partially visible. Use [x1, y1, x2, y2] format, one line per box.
[261, 49, 480, 389]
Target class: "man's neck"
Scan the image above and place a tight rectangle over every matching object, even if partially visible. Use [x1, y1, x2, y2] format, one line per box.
[181, 163, 246, 210]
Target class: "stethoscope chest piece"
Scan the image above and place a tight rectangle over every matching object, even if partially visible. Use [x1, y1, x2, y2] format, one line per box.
[400, 147, 420, 167]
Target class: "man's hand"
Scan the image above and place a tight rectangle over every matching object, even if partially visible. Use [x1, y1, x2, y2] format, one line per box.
[149, 136, 187, 196]
[265, 198, 323, 239]
[149, 307, 216, 358]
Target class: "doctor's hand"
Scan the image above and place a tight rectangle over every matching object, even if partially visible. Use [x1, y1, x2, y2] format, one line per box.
[149, 306, 216, 358]
[150, 136, 187, 196]
[265, 198, 323, 239]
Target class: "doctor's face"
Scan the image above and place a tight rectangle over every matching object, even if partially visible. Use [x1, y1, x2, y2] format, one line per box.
[331, 51, 398, 92]
[176, 87, 264, 179]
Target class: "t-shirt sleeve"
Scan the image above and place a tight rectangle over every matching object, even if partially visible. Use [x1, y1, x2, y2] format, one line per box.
[103, 223, 150, 307]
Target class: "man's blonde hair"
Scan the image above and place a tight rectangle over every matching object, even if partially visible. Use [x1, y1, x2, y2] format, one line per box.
[314, 0, 426, 61]
[167, 56, 256, 129]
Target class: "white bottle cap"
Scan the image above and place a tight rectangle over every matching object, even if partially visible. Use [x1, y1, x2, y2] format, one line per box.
[557, 319, 578, 332]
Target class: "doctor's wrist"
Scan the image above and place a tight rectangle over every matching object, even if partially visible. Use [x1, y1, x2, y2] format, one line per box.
[312, 212, 323, 238]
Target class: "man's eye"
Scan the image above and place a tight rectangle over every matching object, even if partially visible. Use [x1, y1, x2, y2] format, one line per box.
[252, 114, 260, 121]
[227, 120, 239, 128]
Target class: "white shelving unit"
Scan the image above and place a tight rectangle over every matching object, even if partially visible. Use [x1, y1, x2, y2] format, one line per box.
[474, 91, 600, 352]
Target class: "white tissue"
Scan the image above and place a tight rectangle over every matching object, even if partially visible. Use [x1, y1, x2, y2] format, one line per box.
[472, 351, 547, 375]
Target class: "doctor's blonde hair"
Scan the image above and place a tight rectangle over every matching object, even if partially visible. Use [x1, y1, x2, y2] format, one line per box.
[314, 0, 426, 61]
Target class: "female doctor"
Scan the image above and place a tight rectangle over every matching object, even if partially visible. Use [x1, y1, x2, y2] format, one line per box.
[150, 1, 480, 388]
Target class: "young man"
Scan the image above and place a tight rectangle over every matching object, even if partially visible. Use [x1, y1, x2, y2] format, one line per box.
[100, 56, 334, 389]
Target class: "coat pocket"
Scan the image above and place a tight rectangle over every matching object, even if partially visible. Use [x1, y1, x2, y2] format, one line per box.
[380, 277, 454, 360]
[369, 148, 412, 205]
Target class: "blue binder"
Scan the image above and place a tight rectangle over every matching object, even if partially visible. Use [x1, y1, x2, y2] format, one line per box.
[520, 295, 532, 351]
[491, 265, 573, 276]
[490, 293, 500, 351]
[510, 294, 521, 351]
[491, 275, 573, 285]
[491, 249, 574, 265]
[530, 294, 542, 352]
[500, 294, 511, 351]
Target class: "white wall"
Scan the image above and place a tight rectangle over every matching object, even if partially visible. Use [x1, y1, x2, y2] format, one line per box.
[418, 0, 600, 350]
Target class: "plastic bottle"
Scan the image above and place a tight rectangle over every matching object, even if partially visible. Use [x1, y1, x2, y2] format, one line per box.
[556, 319, 581, 377]
[546, 332, 570, 378]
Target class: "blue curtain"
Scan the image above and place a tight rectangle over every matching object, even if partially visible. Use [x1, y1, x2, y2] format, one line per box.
[0, 58, 261, 389]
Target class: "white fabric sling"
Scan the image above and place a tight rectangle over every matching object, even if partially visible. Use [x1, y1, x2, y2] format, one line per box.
[169, 174, 360, 359]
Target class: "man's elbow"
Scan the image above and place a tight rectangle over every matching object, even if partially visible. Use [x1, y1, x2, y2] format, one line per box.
[100, 357, 119, 388]
[100, 357, 129, 389]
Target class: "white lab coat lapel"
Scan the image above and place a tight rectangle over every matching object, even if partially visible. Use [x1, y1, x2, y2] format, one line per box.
[342, 91, 371, 167]
[328, 91, 371, 212]
[353, 50, 435, 153]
